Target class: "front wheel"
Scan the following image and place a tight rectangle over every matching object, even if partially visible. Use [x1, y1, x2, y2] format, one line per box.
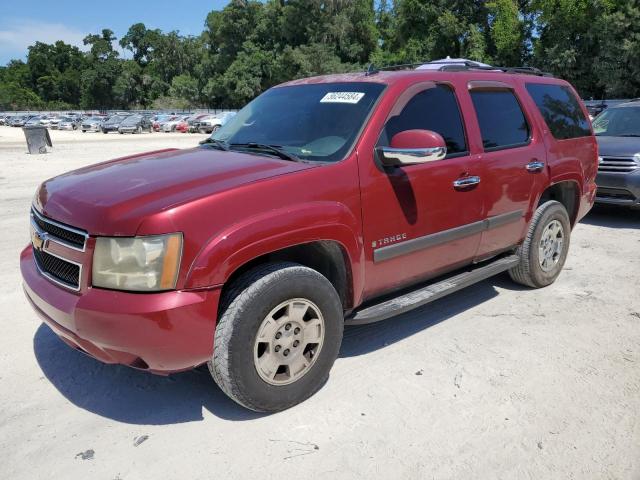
[509, 200, 571, 288]
[209, 262, 344, 412]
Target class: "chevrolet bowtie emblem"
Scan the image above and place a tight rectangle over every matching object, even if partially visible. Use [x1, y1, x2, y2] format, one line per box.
[31, 227, 45, 250]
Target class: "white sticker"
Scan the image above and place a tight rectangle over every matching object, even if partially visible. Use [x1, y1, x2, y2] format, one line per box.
[320, 92, 365, 104]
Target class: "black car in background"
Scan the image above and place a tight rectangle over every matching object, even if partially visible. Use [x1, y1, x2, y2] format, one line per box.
[101, 114, 129, 133]
[117, 114, 153, 134]
[593, 100, 640, 210]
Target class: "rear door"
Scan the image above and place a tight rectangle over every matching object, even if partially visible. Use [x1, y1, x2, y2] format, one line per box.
[465, 81, 549, 259]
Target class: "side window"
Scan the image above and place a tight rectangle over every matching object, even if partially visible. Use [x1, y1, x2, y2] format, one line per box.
[380, 85, 467, 156]
[525, 83, 591, 139]
[470, 89, 530, 151]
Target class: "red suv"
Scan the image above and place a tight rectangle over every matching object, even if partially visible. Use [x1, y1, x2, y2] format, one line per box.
[21, 63, 597, 412]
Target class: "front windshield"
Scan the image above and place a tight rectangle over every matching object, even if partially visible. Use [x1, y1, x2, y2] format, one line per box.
[593, 107, 640, 137]
[106, 115, 126, 124]
[121, 115, 141, 126]
[211, 82, 386, 162]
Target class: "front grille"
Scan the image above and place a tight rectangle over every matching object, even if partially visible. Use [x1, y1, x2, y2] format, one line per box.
[598, 157, 639, 173]
[31, 209, 87, 250]
[33, 248, 80, 289]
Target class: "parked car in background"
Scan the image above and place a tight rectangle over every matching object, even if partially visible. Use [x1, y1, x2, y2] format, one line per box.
[25, 116, 44, 127]
[185, 113, 209, 132]
[48, 117, 63, 129]
[57, 117, 81, 131]
[9, 116, 24, 127]
[592, 99, 640, 209]
[195, 111, 236, 134]
[102, 114, 129, 133]
[81, 116, 105, 132]
[153, 114, 178, 132]
[39, 116, 57, 127]
[21, 63, 597, 412]
[118, 114, 153, 134]
[161, 115, 190, 132]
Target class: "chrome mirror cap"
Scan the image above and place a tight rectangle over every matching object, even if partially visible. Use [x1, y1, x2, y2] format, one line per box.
[377, 145, 447, 167]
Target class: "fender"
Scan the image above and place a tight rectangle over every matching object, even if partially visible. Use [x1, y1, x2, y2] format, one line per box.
[185, 201, 365, 304]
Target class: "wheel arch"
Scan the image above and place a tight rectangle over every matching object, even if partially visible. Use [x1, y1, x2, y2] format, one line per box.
[221, 240, 354, 311]
[537, 180, 581, 227]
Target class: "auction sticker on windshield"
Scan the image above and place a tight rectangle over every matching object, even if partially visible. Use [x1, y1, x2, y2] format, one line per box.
[320, 92, 365, 104]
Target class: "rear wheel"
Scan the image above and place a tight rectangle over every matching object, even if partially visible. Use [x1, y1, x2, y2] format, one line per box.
[209, 262, 344, 412]
[509, 200, 571, 288]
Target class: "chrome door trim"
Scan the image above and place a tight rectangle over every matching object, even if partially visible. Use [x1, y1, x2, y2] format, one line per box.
[373, 210, 524, 263]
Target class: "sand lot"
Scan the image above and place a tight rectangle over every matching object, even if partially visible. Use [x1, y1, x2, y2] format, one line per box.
[0, 125, 639, 479]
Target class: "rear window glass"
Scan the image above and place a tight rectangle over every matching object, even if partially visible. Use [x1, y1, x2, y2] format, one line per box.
[470, 90, 530, 150]
[525, 83, 591, 139]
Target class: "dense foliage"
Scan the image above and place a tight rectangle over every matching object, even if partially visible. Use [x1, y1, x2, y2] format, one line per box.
[1, 0, 638, 110]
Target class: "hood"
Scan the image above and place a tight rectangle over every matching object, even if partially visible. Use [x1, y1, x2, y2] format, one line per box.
[595, 136, 640, 158]
[36, 147, 316, 235]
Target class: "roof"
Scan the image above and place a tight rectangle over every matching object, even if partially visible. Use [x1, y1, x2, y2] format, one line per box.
[278, 68, 564, 89]
[278, 58, 558, 89]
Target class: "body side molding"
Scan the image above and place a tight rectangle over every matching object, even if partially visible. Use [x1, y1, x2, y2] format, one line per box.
[374, 210, 523, 263]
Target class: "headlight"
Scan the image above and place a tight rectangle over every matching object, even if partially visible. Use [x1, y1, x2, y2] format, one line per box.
[92, 233, 182, 292]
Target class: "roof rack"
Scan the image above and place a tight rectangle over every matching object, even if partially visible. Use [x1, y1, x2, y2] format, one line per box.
[365, 60, 554, 77]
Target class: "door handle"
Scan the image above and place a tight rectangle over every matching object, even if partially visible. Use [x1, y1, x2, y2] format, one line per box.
[526, 160, 545, 173]
[453, 176, 481, 189]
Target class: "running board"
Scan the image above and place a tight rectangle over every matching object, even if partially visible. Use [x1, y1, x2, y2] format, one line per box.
[345, 254, 520, 325]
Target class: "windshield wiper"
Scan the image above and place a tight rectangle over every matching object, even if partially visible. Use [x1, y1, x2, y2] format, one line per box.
[617, 134, 640, 137]
[230, 143, 301, 162]
[199, 137, 229, 151]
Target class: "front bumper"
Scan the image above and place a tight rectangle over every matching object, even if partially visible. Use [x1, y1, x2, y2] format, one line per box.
[596, 170, 640, 209]
[21, 245, 221, 374]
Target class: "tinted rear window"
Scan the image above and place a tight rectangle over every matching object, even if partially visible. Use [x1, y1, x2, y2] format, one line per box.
[470, 90, 530, 150]
[525, 83, 591, 139]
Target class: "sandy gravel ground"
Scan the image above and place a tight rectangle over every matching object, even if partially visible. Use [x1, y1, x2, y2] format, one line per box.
[1, 126, 639, 480]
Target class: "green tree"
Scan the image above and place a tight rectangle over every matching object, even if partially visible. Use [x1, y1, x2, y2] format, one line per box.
[81, 30, 122, 108]
[169, 73, 200, 108]
[487, 0, 525, 65]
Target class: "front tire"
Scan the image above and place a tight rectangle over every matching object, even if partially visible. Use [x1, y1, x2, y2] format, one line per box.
[509, 200, 571, 288]
[209, 262, 344, 412]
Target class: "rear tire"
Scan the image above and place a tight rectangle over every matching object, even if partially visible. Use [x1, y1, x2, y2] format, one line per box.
[209, 262, 344, 412]
[509, 200, 571, 288]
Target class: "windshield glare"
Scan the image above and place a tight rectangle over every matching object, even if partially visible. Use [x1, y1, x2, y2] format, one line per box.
[211, 82, 385, 162]
[593, 107, 640, 136]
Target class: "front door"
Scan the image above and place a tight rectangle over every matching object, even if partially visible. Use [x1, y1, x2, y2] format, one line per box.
[358, 82, 484, 301]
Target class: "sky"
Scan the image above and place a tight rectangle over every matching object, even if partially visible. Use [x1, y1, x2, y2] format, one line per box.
[0, 0, 230, 64]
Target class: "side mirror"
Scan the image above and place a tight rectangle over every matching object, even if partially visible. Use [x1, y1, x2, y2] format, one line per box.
[376, 129, 447, 167]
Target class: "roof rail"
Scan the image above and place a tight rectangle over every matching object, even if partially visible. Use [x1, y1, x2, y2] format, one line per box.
[364, 60, 554, 77]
